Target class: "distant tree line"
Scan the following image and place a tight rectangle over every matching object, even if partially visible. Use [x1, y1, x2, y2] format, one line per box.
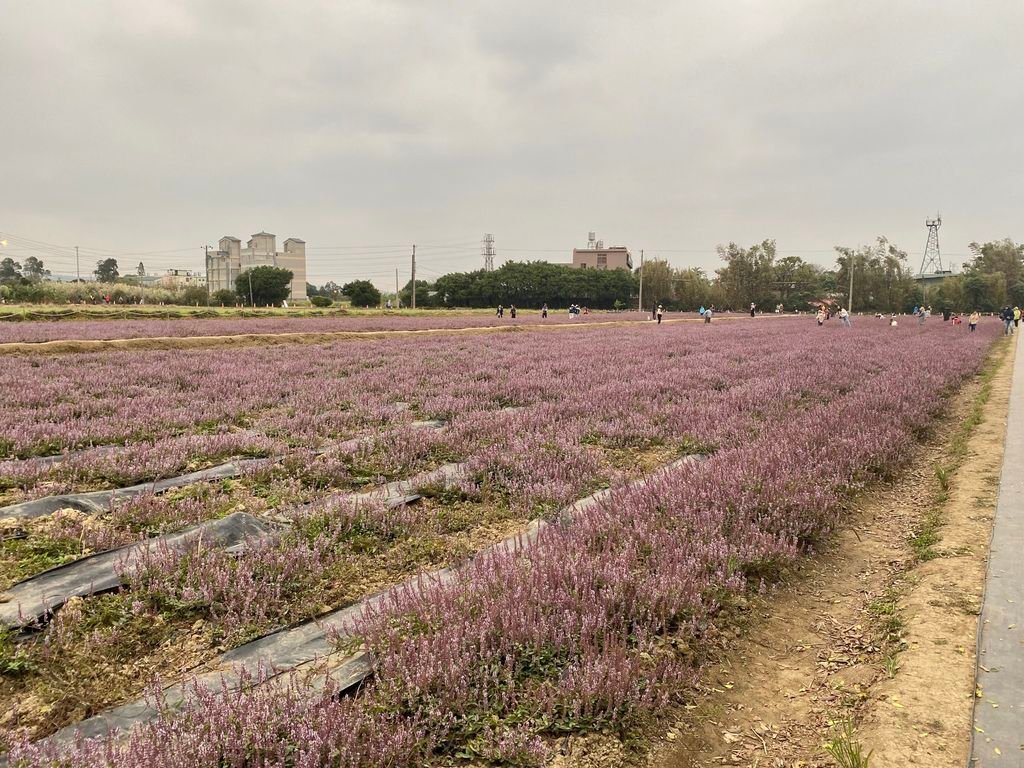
[332, 238, 1019, 314]
[4, 239, 1023, 312]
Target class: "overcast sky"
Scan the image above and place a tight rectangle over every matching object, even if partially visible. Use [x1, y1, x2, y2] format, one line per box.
[1, 0, 1021, 286]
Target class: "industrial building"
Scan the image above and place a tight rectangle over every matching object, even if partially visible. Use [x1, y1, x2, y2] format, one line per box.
[206, 232, 307, 302]
[158, 269, 207, 289]
[570, 232, 633, 271]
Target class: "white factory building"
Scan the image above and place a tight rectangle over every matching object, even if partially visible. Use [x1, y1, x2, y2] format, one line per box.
[206, 232, 307, 302]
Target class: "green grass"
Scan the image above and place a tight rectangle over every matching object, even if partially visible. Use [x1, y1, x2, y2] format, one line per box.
[0, 534, 85, 591]
[909, 338, 1006, 561]
[0, 627, 35, 676]
[866, 592, 904, 642]
[824, 718, 873, 768]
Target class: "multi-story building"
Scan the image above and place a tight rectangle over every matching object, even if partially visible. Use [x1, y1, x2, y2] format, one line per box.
[158, 269, 207, 289]
[206, 232, 307, 302]
[571, 246, 633, 271]
[570, 233, 633, 271]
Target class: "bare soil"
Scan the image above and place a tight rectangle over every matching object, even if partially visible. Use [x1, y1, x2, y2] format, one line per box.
[554, 339, 1012, 768]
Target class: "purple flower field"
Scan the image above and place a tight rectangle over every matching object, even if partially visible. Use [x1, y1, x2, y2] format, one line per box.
[1, 317, 1000, 766]
[0, 310, 656, 344]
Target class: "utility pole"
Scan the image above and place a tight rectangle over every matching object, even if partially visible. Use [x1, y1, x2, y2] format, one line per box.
[395, 268, 400, 309]
[247, 270, 254, 307]
[75, 246, 80, 283]
[411, 244, 416, 309]
[204, 245, 211, 305]
[848, 254, 855, 314]
[637, 249, 644, 312]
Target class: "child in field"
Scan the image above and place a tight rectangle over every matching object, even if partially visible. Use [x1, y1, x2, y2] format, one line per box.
[816, 309, 825, 326]
[969, 311, 980, 332]
[656, 305, 664, 324]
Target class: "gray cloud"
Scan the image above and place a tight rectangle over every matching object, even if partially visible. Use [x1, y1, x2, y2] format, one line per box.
[1, 0, 1021, 283]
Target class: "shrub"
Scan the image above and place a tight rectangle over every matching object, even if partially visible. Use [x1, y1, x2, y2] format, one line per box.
[310, 295, 333, 307]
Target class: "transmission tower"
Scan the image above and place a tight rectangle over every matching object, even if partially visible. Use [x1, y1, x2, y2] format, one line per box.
[918, 215, 943, 275]
[482, 233, 495, 271]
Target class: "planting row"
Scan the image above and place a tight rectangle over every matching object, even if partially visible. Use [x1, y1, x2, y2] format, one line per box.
[0, 321, 999, 759]
[0, 310, 656, 344]
[2, 321, 1000, 766]
[0, 317, 810, 502]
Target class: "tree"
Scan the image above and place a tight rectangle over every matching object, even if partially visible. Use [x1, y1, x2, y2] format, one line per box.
[967, 239, 1024, 285]
[181, 285, 209, 306]
[321, 281, 343, 299]
[715, 240, 777, 309]
[964, 239, 1024, 309]
[964, 272, 1006, 312]
[235, 266, 293, 306]
[212, 289, 238, 306]
[672, 267, 713, 310]
[342, 280, 382, 307]
[398, 279, 434, 308]
[834, 237, 915, 313]
[94, 258, 120, 283]
[22, 256, 50, 282]
[771, 256, 824, 310]
[0, 257, 23, 283]
[638, 259, 675, 309]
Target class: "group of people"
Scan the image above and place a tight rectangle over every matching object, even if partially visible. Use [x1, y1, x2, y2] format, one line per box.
[1000, 306, 1022, 335]
[820, 304, 985, 332]
[651, 304, 715, 325]
[815, 306, 851, 327]
[494, 303, 582, 319]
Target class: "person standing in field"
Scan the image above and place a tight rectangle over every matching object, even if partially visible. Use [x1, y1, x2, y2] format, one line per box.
[541, 303, 548, 319]
[1001, 306, 1014, 334]
[1014, 306, 1021, 329]
[969, 310, 980, 332]
[704, 306, 713, 324]
[839, 307, 851, 327]
[816, 308, 826, 326]
[510, 305, 517, 319]
[750, 302, 756, 318]
[656, 304, 664, 324]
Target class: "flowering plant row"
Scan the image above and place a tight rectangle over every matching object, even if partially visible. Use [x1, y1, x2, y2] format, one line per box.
[3, 319, 999, 765]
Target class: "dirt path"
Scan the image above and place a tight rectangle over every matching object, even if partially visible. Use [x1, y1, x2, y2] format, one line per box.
[630, 338, 1013, 768]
